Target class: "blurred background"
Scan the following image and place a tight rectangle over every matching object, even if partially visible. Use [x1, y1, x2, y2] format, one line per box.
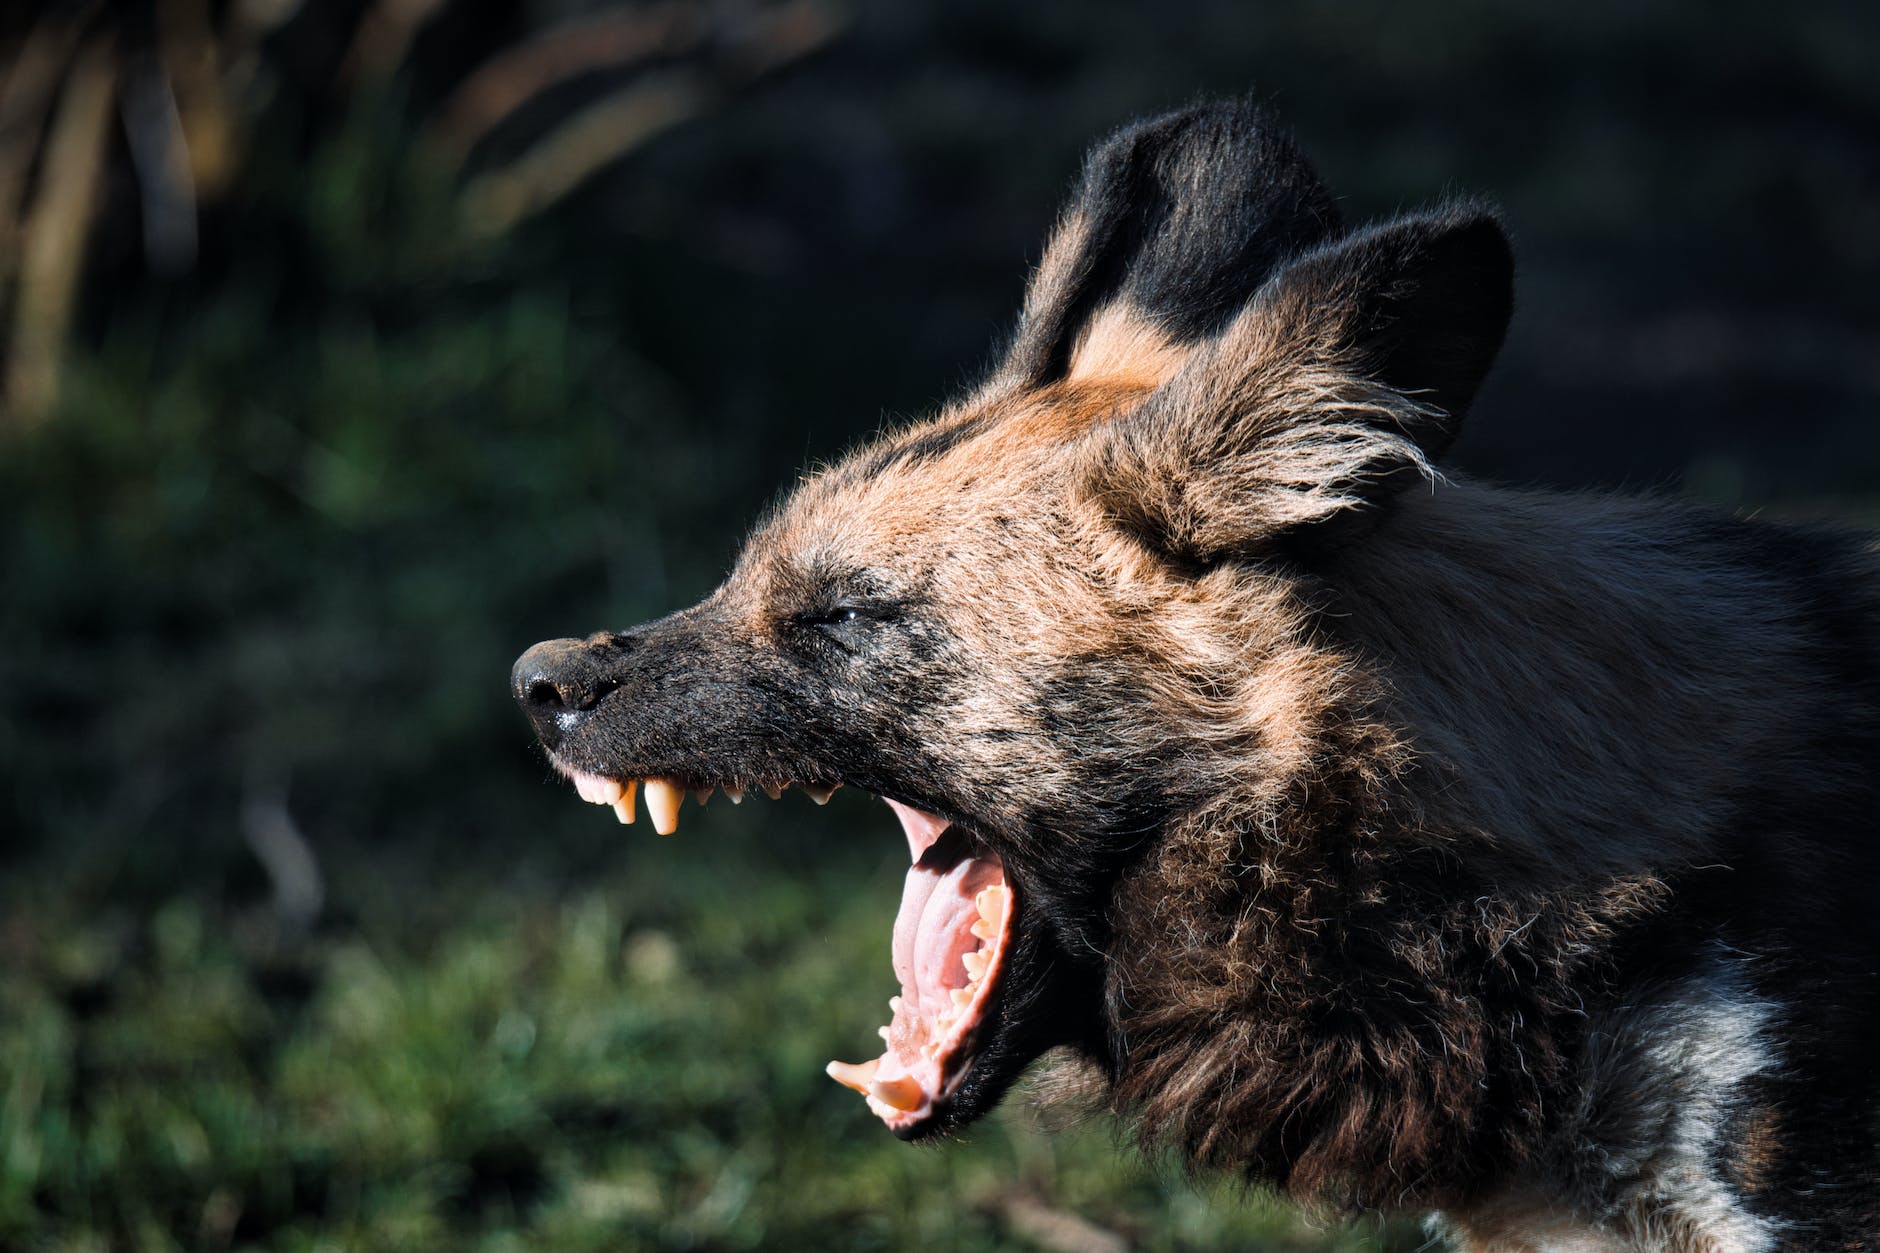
[2, 1, 1876, 1249]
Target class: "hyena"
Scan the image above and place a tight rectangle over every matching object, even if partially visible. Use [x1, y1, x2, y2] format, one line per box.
[512, 102, 1880, 1249]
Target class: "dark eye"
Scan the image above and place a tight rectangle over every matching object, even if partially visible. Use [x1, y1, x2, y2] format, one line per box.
[810, 604, 873, 632]
[797, 602, 890, 647]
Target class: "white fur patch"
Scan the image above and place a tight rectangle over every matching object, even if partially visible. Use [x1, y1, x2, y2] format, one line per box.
[1623, 964, 1782, 1251]
[1434, 956, 1785, 1251]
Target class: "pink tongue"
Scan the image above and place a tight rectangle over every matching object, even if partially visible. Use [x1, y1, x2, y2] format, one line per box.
[885, 800, 986, 1029]
[883, 800, 1006, 1059]
[828, 800, 1012, 1124]
[891, 855, 1000, 1033]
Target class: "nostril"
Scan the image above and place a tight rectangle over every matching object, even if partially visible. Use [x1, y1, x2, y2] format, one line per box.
[512, 636, 626, 749]
[539, 676, 615, 713]
[522, 674, 612, 713]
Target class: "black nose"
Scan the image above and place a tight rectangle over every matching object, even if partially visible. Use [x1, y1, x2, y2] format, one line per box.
[511, 634, 624, 752]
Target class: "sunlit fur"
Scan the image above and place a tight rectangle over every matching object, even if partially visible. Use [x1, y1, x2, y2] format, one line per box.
[749, 304, 1880, 1234]
[752, 105, 1880, 1243]
[517, 101, 1880, 1247]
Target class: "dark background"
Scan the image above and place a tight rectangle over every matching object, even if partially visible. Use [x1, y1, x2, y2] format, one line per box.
[2, 1, 1876, 1248]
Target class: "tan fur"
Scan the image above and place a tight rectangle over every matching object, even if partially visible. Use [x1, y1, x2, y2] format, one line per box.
[1080, 275, 1445, 554]
[745, 358, 1815, 1232]
[1726, 1106, 1782, 1199]
[1067, 303, 1190, 390]
[520, 104, 1879, 1245]
[1021, 208, 1093, 336]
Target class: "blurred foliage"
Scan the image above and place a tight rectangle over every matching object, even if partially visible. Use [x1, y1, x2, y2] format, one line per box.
[2, 0, 1878, 1247]
[0, 845, 1425, 1250]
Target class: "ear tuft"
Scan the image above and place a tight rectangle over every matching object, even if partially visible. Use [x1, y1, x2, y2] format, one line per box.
[1078, 208, 1515, 562]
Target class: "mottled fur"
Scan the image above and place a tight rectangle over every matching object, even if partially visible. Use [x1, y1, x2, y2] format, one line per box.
[516, 101, 1880, 1248]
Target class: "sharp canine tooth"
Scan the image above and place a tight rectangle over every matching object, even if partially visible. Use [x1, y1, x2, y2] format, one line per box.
[725, 786, 744, 804]
[970, 919, 996, 942]
[870, 1076, 923, 1112]
[803, 783, 835, 805]
[976, 886, 1006, 926]
[826, 1059, 879, 1095]
[962, 951, 988, 980]
[643, 779, 682, 835]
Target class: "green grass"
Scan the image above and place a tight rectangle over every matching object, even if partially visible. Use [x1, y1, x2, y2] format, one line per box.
[0, 807, 1427, 1251]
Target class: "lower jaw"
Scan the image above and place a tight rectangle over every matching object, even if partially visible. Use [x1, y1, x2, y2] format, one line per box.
[827, 846, 1017, 1132]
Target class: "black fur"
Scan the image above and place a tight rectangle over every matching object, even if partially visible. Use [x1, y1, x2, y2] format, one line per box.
[515, 102, 1880, 1247]
[1004, 99, 1343, 385]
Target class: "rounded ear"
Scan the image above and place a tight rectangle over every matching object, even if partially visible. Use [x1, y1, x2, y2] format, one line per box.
[998, 99, 1343, 392]
[1078, 208, 1515, 563]
[1272, 206, 1514, 460]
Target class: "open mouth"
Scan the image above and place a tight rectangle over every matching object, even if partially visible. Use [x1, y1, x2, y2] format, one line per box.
[555, 764, 1016, 1136]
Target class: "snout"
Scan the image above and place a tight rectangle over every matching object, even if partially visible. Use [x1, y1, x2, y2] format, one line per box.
[511, 632, 627, 751]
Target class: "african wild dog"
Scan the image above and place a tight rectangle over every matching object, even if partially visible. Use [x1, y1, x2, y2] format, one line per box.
[512, 101, 1880, 1248]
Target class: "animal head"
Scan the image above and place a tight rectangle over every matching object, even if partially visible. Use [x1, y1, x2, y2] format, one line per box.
[512, 100, 1513, 1146]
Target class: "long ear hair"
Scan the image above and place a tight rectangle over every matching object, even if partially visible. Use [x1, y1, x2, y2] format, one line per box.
[1078, 207, 1515, 562]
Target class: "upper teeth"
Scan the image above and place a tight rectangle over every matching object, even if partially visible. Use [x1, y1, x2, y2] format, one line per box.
[573, 774, 623, 805]
[642, 779, 683, 835]
[566, 770, 841, 836]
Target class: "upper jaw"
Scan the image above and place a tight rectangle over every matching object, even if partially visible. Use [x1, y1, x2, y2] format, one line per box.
[555, 759, 844, 831]
[545, 713, 851, 831]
